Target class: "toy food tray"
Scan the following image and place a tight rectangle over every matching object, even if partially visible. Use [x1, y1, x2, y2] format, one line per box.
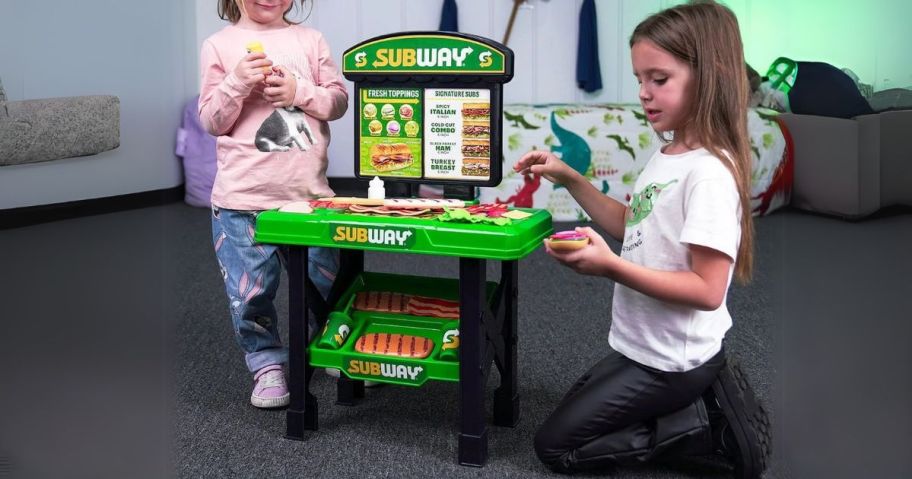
[254, 206, 552, 260]
[308, 272, 498, 387]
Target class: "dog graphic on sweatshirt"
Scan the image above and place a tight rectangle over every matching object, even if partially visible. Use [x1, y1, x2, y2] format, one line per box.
[255, 106, 317, 152]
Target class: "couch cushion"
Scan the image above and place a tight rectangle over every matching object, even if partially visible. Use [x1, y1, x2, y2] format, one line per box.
[0, 95, 120, 166]
[879, 110, 912, 208]
[779, 114, 878, 218]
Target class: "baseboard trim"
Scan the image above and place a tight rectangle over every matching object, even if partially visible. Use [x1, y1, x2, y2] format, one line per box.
[0, 177, 422, 229]
[1, 185, 185, 230]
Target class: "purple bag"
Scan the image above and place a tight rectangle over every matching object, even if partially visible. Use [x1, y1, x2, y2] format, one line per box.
[176, 95, 217, 207]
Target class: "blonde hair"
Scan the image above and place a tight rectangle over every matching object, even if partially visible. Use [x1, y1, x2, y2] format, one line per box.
[630, 0, 754, 283]
[218, 0, 310, 25]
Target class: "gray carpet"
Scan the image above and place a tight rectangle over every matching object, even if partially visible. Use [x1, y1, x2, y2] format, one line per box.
[2, 203, 910, 479]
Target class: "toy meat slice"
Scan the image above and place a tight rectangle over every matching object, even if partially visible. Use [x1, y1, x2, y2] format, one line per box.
[355, 333, 434, 359]
[407, 296, 459, 319]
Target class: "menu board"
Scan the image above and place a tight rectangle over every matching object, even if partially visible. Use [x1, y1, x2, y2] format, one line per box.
[357, 87, 423, 178]
[356, 87, 492, 182]
[345, 32, 512, 186]
[423, 88, 491, 181]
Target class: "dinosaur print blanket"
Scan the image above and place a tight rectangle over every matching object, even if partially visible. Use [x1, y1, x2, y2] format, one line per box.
[482, 104, 792, 220]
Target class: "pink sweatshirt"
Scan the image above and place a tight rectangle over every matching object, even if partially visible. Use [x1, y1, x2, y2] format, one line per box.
[199, 24, 349, 210]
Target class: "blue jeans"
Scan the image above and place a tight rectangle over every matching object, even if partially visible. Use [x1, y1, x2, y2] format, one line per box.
[211, 207, 338, 372]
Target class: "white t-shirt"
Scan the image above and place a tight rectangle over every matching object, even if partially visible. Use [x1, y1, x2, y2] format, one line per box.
[608, 147, 741, 372]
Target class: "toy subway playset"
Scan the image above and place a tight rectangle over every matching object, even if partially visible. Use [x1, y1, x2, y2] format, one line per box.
[253, 32, 555, 467]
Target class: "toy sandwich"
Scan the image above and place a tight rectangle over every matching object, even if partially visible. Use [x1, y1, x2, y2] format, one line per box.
[545, 230, 590, 252]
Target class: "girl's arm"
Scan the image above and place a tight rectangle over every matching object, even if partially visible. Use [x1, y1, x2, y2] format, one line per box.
[551, 228, 732, 311]
[293, 34, 349, 121]
[564, 174, 627, 242]
[605, 244, 732, 311]
[514, 150, 627, 241]
[198, 41, 262, 136]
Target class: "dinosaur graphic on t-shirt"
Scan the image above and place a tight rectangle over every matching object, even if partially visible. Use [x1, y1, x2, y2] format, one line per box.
[626, 180, 678, 226]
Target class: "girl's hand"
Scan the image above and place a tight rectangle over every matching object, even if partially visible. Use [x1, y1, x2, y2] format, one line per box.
[513, 150, 578, 187]
[234, 52, 272, 88]
[544, 227, 618, 276]
[263, 66, 297, 108]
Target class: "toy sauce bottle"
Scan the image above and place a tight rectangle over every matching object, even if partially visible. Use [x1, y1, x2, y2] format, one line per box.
[317, 311, 354, 349]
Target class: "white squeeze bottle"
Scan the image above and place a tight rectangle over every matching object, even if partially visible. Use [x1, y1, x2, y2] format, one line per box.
[368, 176, 386, 200]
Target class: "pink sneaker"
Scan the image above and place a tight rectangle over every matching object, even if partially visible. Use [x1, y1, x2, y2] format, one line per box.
[251, 365, 289, 408]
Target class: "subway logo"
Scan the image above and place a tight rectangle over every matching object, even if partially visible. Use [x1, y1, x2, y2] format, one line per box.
[345, 357, 427, 385]
[330, 224, 416, 249]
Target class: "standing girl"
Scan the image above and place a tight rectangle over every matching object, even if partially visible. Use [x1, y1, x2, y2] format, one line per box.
[199, 0, 348, 408]
[516, 2, 769, 477]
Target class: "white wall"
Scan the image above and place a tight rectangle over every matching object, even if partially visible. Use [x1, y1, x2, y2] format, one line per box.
[0, 0, 196, 210]
[2, 1, 906, 205]
[194, 0, 675, 178]
[195, 0, 911, 179]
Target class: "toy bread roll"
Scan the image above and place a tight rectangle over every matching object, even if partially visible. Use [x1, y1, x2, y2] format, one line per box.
[355, 333, 434, 359]
[278, 201, 314, 214]
[317, 197, 386, 206]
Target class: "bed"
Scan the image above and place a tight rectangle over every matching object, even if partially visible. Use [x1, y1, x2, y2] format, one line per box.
[481, 104, 793, 221]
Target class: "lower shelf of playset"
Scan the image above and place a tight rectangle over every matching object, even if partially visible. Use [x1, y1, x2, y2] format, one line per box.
[308, 272, 497, 387]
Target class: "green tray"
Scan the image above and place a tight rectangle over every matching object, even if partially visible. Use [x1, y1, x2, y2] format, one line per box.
[254, 207, 552, 260]
[309, 272, 498, 387]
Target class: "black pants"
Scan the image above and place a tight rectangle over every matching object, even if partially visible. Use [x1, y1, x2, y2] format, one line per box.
[535, 347, 725, 472]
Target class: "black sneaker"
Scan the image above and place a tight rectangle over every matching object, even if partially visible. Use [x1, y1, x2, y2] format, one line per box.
[702, 389, 735, 458]
[707, 359, 772, 478]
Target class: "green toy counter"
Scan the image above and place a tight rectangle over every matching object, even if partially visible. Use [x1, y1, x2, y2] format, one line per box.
[254, 206, 552, 466]
[255, 207, 551, 259]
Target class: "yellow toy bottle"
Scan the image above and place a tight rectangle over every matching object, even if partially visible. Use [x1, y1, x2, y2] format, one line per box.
[245, 41, 271, 74]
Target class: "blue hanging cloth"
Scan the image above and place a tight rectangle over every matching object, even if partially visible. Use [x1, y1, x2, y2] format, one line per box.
[439, 0, 459, 32]
[576, 0, 602, 92]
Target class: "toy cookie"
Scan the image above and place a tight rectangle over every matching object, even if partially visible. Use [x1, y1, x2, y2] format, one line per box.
[545, 230, 590, 252]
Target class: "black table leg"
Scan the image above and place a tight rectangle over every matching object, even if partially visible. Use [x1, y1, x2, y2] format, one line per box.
[493, 260, 520, 427]
[286, 246, 318, 438]
[336, 375, 365, 405]
[458, 257, 488, 467]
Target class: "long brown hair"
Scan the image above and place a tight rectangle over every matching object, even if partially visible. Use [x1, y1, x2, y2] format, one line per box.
[218, 0, 311, 25]
[630, 1, 754, 283]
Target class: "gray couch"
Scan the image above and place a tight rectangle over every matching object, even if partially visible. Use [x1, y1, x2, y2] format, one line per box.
[780, 110, 912, 218]
[0, 77, 120, 166]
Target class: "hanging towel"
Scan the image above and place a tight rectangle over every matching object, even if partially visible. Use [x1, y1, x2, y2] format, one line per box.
[576, 0, 602, 92]
[439, 0, 459, 32]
